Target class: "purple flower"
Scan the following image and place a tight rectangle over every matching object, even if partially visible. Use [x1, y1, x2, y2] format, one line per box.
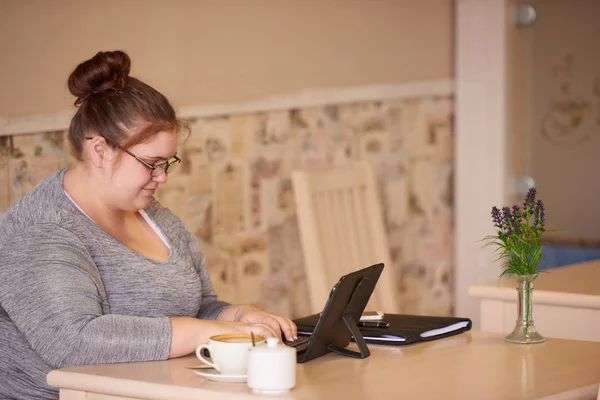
[486, 187, 553, 277]
[491, 206, 502, 229]
[510, 205, 522, 234]
[502, 207, 512, 235]
[523, 188, 537, 213]
[533, 199, 546, 232]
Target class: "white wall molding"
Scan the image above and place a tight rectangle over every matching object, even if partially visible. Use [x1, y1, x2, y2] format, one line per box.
[0, 79, 453, 137]
[0, 111, 74, 137]
[455, 0, 510, 326]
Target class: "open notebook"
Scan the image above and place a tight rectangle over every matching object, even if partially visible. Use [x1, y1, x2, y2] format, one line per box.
[294, 313, 472, 345]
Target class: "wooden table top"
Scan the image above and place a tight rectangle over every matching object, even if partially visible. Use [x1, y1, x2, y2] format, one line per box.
[48, 330, 600, 400]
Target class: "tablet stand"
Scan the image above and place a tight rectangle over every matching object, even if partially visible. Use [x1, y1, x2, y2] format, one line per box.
[326, 277, 371, 359]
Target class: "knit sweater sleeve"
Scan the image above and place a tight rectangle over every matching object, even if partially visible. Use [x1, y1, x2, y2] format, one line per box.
[0, 223, 172, 369]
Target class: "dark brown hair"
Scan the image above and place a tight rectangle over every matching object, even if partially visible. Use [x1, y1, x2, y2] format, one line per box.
[67, 50, 188, 160]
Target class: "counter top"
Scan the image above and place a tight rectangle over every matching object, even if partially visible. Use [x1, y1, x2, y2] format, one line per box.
[468, 259, 600, 308]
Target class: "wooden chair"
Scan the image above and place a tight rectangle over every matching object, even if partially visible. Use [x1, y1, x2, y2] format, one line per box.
[292, 162, 400, 315]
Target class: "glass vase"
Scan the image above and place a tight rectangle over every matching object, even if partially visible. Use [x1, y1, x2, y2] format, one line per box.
[504, 273, 546, 344]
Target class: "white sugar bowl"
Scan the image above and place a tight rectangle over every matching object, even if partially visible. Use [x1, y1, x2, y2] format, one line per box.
[247, 337, 297, 394]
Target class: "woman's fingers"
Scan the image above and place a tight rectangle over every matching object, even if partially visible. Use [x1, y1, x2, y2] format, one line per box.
[274, 316, 297, 341]
[232, 307, 298, 341]
[246, 323, 278, 339]
[257, 314, 298, 341]
[254, 315, 298, 341]
[261, 317, 284, 339]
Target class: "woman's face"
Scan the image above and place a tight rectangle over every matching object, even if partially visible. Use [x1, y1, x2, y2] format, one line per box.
[106, 130, 179, 211]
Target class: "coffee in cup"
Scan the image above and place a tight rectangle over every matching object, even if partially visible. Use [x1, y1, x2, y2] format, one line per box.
[195, 333, 265, 375]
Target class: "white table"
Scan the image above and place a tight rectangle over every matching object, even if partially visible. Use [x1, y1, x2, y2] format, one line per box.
[469, 259, 600, 342]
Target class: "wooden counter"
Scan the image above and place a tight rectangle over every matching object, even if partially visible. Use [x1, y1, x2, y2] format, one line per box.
[469, 259, 600, 341]
[48, 331, 600, 400]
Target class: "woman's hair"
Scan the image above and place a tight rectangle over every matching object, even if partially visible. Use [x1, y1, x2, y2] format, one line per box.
[67, 50, 188, 160]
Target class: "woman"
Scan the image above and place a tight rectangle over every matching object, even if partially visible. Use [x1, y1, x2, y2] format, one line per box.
[0, 50, 297, 400]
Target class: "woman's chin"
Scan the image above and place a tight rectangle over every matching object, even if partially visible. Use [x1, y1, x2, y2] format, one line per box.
[132, 196, 152, 211]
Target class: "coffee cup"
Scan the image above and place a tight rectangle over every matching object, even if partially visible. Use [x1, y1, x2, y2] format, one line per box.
[195, 333, 265, 375]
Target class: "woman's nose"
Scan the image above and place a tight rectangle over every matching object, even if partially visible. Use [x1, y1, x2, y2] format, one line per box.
[152, 169, 168, 184]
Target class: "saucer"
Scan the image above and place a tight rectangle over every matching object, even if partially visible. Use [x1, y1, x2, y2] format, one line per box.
[192, 368, 247, 383]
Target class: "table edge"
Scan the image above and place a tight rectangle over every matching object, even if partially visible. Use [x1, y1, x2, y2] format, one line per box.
[47, 370, 255, 400]
[468, 285, 600, 308]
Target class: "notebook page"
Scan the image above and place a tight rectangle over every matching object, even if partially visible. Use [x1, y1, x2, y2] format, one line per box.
[420, 321, 470, 338]
[362, 334, 406, 342]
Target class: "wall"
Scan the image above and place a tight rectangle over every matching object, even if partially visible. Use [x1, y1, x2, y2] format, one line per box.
[0, 85, 454, 318]
[0, 0, 453, 117]
[455, 0, 600, 327]
[0, 1, 456, 318]
[525, 0, 600, 245]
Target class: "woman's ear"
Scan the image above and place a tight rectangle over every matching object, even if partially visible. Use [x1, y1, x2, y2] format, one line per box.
[87, 136, 109, 168]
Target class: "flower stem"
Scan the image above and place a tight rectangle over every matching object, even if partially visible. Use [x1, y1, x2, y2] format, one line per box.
[523, 282, 530, 335]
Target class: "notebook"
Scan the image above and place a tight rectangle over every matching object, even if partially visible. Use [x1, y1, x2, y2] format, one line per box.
[294, 313, 472, 345]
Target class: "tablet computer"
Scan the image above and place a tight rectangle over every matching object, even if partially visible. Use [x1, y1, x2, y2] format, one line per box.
[286, 263, 384, 363]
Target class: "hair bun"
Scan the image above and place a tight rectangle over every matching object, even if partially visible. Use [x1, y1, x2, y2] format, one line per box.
[68, 50, 131, 105]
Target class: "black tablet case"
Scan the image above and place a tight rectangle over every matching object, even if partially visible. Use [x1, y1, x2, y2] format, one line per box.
[294, 313, 472, 346]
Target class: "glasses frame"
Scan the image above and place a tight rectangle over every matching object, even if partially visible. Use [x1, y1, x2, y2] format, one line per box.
[121, 148, 181, 177]
[83, 136, 181, 176]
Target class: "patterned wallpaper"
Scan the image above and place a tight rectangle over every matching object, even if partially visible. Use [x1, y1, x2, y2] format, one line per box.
[0, 94, 454, 318]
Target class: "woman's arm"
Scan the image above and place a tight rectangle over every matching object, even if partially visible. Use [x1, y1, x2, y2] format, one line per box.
[0, 224, 172, 368]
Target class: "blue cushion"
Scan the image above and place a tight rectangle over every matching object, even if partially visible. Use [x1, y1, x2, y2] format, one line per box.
[539, 244, 600, 270]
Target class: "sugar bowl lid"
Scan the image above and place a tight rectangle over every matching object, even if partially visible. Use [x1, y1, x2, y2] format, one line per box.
[250, 337, 295, 355]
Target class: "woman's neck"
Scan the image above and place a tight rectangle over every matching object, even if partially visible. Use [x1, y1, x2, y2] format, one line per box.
[63, 164, 130, 228]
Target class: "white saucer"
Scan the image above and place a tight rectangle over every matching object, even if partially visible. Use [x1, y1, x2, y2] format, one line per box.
[192, 368, 247, 383]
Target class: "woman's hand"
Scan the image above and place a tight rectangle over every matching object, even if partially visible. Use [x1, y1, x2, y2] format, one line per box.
[169, 305, 298, 358]
[231, 305, 298, 342]
[169, 317, 282, 358]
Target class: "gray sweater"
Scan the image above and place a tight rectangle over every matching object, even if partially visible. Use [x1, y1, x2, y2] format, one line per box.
[0, 169, 230, 399]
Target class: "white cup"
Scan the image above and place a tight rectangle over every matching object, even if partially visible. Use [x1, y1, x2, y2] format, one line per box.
[247, 337, 297, 394]
[195, 333, 265, 375]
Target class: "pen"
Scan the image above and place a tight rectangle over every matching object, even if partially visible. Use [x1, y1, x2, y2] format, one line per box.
[358, 321, 389, 328]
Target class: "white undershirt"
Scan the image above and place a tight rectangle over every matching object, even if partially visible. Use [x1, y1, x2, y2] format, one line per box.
[63, 190, 171, 249]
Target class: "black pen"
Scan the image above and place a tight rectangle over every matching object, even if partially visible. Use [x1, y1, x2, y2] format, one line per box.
[358, 321, 389, 328]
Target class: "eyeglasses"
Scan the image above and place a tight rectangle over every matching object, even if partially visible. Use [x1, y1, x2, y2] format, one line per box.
[121, 148, 181, 177]
[84, 137, 181, 177]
